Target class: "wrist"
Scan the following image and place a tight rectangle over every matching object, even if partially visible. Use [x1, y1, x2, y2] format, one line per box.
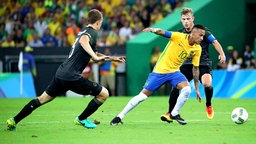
[111, 56, 115, 61]
[152, 28, 160, 33]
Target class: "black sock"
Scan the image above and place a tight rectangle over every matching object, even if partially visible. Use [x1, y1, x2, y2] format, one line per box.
[168, 88, 179, 113]
[14, 99, 42, 124]
[78, 98, 102, 120]
[205, 86, 213, 107]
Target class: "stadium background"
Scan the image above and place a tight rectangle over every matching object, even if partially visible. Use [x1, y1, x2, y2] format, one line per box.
[0, 0, 256, 98]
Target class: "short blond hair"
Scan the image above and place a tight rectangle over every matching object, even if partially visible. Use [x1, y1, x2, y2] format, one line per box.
[181, 8, 193, 15]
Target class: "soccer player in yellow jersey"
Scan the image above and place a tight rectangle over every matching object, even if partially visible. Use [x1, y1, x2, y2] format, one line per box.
[161, 8, 226, 122]
[110, 24, 206, 125]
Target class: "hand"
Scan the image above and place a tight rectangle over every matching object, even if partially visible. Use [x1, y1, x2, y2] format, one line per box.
[93, 55, 109, 62]
[143, 28, 153, 32]
[111, 56, 126, 63]
[219, 55, 226, 63]
[143, 28, 160, 33]
[196, 90, 201, 103]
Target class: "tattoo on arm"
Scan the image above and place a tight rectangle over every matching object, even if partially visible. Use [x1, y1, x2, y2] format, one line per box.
[193, 66, 200, 90]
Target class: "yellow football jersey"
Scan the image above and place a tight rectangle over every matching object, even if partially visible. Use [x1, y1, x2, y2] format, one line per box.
[153, 32, 202, 73]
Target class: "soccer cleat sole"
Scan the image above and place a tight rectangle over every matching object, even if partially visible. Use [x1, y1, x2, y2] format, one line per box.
[160, 115, 173, 123]
[170, 114, 187, 125]
[176, 121, 187, 125]
[110, 122, 118, 126]
[74, 119, 96, 129]
[110, 117, 123, 126]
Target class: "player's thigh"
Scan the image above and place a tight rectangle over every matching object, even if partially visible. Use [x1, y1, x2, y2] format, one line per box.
[180, 65, 193, 81]
[169, 71, 188, 89]
[45, 77, 69, 97]
[70, 78, 102, 96]
[199, 65, 212, 87]
[143, 73, 168, 92]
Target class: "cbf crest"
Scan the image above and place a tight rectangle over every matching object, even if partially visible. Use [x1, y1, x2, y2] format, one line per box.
[188, 51, 195, 58]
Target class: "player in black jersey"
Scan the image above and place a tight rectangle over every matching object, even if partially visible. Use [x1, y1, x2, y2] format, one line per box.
[160, 8, 226, 123]
[6, 9, 126, 130]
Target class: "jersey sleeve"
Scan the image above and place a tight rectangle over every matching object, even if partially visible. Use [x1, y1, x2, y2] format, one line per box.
[191, 46, 202, 66]
[82, 28, 98, 52]
[170, 32, 181, 40]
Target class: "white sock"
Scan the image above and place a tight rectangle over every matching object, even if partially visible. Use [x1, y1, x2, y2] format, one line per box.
[171, 86, 191, 116]
[117, 92, 148, 119]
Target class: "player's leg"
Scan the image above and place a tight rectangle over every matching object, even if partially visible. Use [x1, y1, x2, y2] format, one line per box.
[199, 65, 214, 119]
[71, 78, 107, 129]
[168, 72, 191, 125]
[7, 92, 54, 131]
[171, 82, 191, 116]
[201, 73, 213, 106]
[170, 81, 190, 125]
[110, 89, 150, 126]
[74, 86, 108, 129]
[201, 72, 214, 119]
[160, 88, 178, 123]
[7, 77, 64, 131]
[168, 88, 179, 113]
[161, 65, 193, 123]
[110, 72, 166, 126]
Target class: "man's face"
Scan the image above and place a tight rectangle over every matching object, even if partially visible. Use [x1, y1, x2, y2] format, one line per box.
[191, 28, 205, 44]
[181, 13, 194, 30]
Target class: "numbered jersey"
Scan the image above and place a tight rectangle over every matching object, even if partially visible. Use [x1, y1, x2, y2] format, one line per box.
[178, 28, 215, 66]
[56, 26, 98, 80]
[153, 32, 201, 74]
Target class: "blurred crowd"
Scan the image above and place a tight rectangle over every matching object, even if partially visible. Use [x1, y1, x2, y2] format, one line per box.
[217, 44, 256, 70]
[0, 0, 186, 49]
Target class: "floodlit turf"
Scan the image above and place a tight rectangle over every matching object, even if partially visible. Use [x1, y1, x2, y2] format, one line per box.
[0, 97, 255, 144]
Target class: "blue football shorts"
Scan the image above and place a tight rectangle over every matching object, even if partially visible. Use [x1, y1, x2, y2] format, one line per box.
[143, 71, 188, 92]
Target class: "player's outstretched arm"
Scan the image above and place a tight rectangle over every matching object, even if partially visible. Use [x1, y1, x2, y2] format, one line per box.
[143, 28, 171, 38]
[212, 40, 226, 63]
[111, 56, 126, 63]
[105, 56, 126, 63]
[96, 52, 126, 63]
[80, 35, 109, 62]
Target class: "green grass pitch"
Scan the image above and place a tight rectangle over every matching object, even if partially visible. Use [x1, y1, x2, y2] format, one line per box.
[0, 97, 255, 144]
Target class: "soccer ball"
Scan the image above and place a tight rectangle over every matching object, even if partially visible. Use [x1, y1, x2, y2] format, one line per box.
[231, 107, 248, 124]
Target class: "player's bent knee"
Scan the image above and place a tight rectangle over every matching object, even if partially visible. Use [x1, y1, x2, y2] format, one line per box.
[38, 92, 54, 104]
[99, 87, 109, 100]
[203, 83, 212, 88]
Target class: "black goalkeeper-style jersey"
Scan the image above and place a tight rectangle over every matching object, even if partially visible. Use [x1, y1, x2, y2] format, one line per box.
[178, 28, 215, 66]
[56, 26, 98, 81]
